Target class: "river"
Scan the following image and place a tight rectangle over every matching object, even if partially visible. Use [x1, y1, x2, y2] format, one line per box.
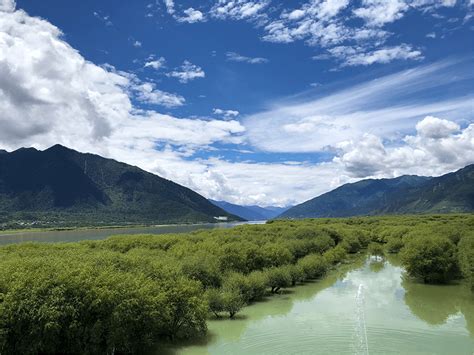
[162, 256, 474, 355]
[0, 221, 263, 245]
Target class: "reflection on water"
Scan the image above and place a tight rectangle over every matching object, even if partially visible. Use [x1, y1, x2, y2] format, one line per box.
[0, 222, 256, 245]
[164, 256, 474, 355]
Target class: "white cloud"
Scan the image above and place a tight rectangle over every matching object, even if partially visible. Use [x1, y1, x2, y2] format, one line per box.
[244, 59, 474, 153]
[0, 0, 15, 12]
[178, 8, 205, 23]
[144, 56, 166, 70]
[133, 82, 185, 108]
[226, 51, 268, 64]
[353, 0, 409, 27]
[213, 108, 240, 119]
[167, 60, 205, 83]
[415, 115, 460, 138]
[0, 3, 473, 208]
[0, 7, 242, 163]
[334, 117, 474, 178]
[133, 40, 142, 47]
[426, 32, 436, 38]
[210, 0, 270, 21]
[164, 0, 175, 15]
[163, 1, 205, 23]
[330, 44, 423, 66]
[262, 0, 351, 46]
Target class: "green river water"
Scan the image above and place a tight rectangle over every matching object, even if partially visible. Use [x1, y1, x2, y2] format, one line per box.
[163, 256, 474, 355]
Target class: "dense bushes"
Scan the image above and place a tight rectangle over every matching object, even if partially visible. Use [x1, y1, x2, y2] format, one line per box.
[0, 214, 472, 353]
[400, 234, 460, 283]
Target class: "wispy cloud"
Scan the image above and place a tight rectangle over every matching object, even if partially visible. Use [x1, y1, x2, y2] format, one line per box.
[329, 44, 423, 66]
[244, 59, 474, 153]
[167, 61, 205, 83]
[226, 51, 268, 64]
[93, 11, 113, 26]
[210, 0, 270, 21]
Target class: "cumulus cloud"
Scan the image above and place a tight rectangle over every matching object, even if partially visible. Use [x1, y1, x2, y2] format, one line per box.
[335, 116, 474, 178]
[0, 7, 241, 159]
[226, 51, 268, 64]
[210, 0, 270, 21]
[133, 82, 185, 108]
[415, 115, 460, 138]
[163, 0, 205, 23]
[213, 108, 240, 119]
[178, 8, 205, 23]
[0, 2, 473, 207]
[0, 0, 15, 12]
[167, 60, 205, 83]
[144, 56, 166, 70]
[353, 0, 409, 27]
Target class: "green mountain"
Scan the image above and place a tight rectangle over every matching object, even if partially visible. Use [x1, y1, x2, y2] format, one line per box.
[0, 145, 240, 227]
[280, 164, 474, 219]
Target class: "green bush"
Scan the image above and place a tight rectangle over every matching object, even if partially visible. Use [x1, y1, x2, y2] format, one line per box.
[458, 236, 474, 290]
[386, 238, 404, 253]
[297, 254, 329, 279]
[265, 267, 292, 293]
[400, 235, 457, 283]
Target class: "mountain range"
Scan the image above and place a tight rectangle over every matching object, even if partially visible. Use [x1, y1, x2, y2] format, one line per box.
[0, 145, 240, 227]
[209, 200, 290, 221]
[280, 164, 474, 219]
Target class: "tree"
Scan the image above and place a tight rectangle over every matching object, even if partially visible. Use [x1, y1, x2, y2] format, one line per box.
[221, 291, 244, 318]
[400, 235, 457, 283]
[265, 267, 292, 293]
[206, 288, 224, 317]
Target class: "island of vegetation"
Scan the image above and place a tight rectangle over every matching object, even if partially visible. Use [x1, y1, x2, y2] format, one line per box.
[0, 214, 472, 353]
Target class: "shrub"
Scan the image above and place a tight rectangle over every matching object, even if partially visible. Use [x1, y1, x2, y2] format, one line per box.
[297, 254, 328, 279]
[265, 267, 292, 293]
[400, 235, 457, 283]
[221, 290, 244, 318]
[386, 238, 404, 253]
[458, 236, 474, 290]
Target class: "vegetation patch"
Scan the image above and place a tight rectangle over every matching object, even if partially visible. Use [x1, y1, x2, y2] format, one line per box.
[0, 214, 472, 353]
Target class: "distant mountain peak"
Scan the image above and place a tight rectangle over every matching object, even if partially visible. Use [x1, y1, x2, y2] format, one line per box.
[0, 144, 241, 226]
[280, 165, 474, 219]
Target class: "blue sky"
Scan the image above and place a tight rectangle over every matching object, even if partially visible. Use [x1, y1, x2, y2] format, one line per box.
[1, 0, 473, 206]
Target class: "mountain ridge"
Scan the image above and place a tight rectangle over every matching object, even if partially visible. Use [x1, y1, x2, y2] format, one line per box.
[209, 200, 290, 221]
[0, 144, 241, 226]
[279, 165, 474, 219]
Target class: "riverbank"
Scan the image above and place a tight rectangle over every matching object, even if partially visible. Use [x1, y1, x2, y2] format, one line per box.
[161, 255, 474, 355]
[0, 215, 472, 354]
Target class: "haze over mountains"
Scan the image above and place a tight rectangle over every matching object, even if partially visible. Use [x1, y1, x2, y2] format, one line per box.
[0, 145, 240, 226]
[281, 165, 474, 219]
[209, 200, 290, 221]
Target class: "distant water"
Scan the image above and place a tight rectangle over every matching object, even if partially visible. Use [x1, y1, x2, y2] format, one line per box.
[0, 221, 264, 245]
[162, 256, 474, 355]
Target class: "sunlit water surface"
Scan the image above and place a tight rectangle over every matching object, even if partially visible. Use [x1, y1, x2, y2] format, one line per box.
[164, 256, 474, 355]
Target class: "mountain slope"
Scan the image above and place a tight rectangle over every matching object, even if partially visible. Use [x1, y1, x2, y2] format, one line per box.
[280, 165, 474, 219]
[0, 145, 240, 226]
[209, 200, 290, 221]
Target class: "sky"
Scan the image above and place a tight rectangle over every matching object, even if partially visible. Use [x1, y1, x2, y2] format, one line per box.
[0, 0, 473, 207]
